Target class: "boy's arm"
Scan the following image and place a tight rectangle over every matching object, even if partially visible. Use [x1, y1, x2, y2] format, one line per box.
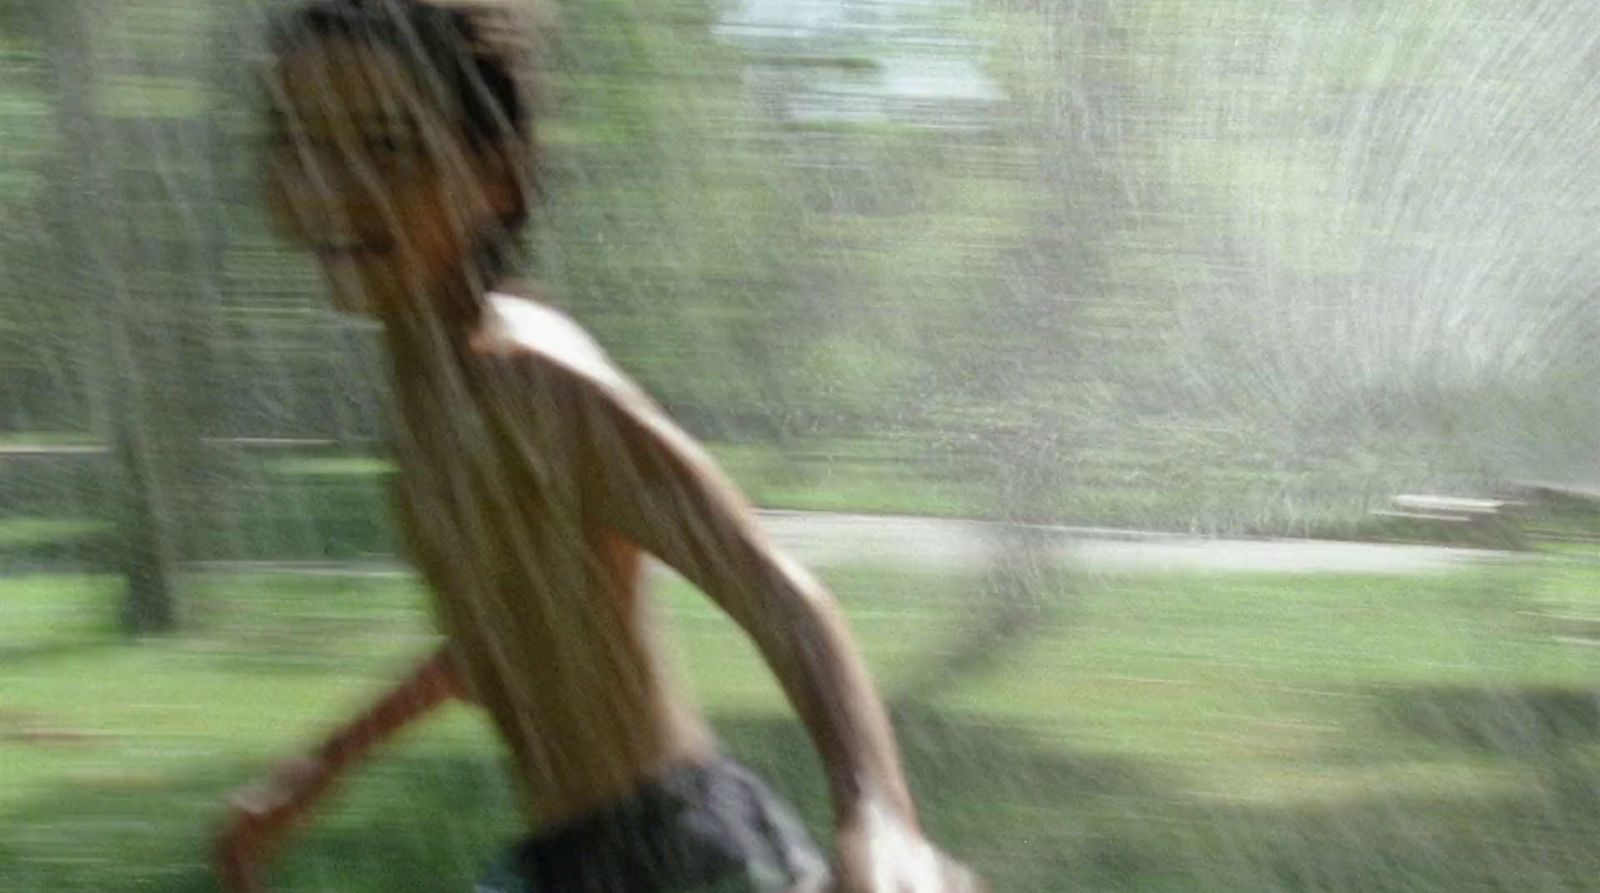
[578, 385, 983, 893]
[215, 644, 471, 892]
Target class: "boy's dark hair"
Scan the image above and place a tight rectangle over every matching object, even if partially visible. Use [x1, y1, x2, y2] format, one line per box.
[269, 0, 542, 225]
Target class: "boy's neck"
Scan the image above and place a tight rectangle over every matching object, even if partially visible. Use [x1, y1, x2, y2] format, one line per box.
[377, 235, 514, 347]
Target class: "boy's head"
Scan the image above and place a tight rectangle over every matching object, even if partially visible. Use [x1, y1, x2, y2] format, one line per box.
[263, 0, 544, 316]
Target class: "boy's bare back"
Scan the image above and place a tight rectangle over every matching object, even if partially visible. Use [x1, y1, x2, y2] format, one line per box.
[389, 290, 723, 826]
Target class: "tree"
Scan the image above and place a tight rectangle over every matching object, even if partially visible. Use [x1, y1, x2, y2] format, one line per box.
[43, 0, 196, 633]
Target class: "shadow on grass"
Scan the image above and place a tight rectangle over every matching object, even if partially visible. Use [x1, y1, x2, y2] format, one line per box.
[0, 708, 1166, 893]
[895, 534, 1080, 705]
[1168, 781, 1600, 893]
[0, 746, 522, 893]
[722, 706, 1178, 893]
[0, 538, 119, 577]
[1368, 683, 1600, 755]
[8, 703, 1600, 893]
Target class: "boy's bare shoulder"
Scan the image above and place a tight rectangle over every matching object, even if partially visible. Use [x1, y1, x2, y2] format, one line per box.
[472, 291, 715, 469]
[471, 291, 653, 413]
[475, 291, 747, 515]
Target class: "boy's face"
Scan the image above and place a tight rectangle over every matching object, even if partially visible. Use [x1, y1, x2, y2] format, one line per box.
[263, 36, 520, 317]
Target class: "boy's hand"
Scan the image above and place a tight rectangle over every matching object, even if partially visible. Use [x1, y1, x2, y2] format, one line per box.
[834, 802, 988, 893]
[214, 756, 329, 892]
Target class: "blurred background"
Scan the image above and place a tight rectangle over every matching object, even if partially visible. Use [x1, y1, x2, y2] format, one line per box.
[8, 1, 1600, 890]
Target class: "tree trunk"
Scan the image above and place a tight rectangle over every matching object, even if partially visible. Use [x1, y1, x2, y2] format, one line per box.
[47, 0, 179, 633]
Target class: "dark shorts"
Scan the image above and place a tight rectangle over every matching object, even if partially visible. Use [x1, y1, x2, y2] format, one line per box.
[474, 757, 832, 893]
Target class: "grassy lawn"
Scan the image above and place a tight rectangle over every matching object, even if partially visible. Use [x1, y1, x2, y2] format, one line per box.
[6, 560, 1600, 891]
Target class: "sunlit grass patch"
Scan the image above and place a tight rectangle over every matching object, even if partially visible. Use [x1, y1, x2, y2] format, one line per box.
[0, 572, 119, 654]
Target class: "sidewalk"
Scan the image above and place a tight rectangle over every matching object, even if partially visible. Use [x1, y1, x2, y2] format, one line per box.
[189, 510, 1520, 578]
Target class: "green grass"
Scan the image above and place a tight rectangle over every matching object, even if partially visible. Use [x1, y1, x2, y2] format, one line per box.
[7, 559, 1600, 891]
[709, 441, 983, 518]
[0, 518, 110, 549]
[0, 431, 103, 448]
[261, 457, 395, 478]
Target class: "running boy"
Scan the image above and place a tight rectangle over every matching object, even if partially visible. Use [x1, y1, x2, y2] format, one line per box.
[218, 2, 985, 892]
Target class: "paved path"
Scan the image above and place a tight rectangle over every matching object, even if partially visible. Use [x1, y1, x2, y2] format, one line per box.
[760, 511, 1516, 574]
[190, 510, 1519, 578]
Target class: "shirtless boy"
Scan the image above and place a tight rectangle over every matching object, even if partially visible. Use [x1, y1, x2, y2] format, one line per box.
[218, 2, 983, 891]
